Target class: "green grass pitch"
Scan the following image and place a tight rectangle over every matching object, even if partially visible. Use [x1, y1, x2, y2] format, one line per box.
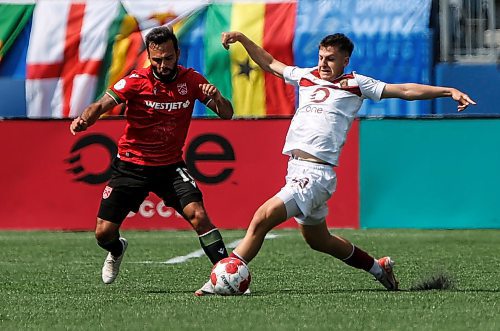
[1, 229, 499, 330]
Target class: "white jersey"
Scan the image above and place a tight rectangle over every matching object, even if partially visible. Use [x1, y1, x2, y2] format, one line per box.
[282, 66, 386, 166]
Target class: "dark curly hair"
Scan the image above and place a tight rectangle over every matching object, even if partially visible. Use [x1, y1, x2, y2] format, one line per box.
[145, 26, 179, 52]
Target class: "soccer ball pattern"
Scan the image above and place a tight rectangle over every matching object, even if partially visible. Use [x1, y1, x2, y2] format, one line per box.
[210, 257, 251, 295]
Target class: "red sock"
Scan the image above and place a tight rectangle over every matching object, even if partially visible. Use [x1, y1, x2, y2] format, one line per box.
[230, 252, 248, 264]
[342, 246, 374, 271]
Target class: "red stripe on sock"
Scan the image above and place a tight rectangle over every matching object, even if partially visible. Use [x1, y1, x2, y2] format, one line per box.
[230, 252, 248, 264]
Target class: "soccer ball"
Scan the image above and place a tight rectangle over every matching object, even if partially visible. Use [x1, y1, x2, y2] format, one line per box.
[210, 257, 251, 295]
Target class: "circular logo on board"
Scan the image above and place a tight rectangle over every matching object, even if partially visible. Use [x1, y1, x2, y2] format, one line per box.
[66, 134, 117, 185]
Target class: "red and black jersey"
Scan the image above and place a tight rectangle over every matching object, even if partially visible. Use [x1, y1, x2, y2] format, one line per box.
[107, 65, 211, 166]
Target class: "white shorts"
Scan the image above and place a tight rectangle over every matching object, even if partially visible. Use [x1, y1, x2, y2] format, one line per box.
[275, 158, 337, 225]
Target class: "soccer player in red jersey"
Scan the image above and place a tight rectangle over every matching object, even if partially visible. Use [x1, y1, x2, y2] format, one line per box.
[70, 27, 234, 285]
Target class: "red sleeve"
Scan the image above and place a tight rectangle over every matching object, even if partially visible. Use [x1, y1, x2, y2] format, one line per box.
[108, 72, 143, 103]
[190, 70, 210, 104]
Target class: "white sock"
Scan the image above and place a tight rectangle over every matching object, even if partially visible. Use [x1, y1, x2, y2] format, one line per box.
[368, 259, 383, 278]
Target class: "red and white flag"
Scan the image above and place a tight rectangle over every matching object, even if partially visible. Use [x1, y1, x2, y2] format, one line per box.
[26, 0, 120, 118]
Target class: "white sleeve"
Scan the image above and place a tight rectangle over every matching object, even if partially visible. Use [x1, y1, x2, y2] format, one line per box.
[354, 72, 386, 102]
[283, 66, 310, 86]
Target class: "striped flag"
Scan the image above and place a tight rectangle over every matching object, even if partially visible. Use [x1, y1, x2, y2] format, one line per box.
[0, 3, 34, 62]
[26, 0, 207, 118]
[97, 1, 208, 116]
[18, 0, 432, 119]
[179, 1, 296, 118]
[26, 0, 121, 118]
[94, 4, 145, 116]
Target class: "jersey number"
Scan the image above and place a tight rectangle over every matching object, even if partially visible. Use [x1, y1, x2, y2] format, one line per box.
[176, 167, 197, 188]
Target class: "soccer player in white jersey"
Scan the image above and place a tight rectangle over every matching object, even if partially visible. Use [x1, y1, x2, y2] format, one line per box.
[195, 31, 476, 295]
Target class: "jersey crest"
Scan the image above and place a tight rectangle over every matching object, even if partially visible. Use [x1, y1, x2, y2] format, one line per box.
[177, 83, 188, 95]
[102, 186, 113, 199]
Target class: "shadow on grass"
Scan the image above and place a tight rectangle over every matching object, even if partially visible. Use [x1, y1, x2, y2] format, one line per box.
[146, 289, 196, 294]
[250, 288, 393, 296]
[144, 288, 389, 296]
[404, 288, 500, 293]
[144, 287, 500, 297]
[144, 274, 500, 296]
[212, 288, 500, 296]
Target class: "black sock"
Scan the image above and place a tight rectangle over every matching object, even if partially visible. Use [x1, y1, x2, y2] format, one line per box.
[198, 229, 229, 264]
[97, 237, 123, 258]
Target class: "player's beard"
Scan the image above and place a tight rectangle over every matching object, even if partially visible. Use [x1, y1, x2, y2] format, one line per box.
[153, 61, 178, 83]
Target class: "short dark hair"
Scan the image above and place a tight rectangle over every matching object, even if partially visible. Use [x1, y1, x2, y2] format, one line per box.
[145, 26, 179, 51]
[319, 33, 354, 56]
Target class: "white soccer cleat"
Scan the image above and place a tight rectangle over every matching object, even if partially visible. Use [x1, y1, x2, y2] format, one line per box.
[376, 256, 399, 291]
[194, 280, 251, 296]
[101, 237, 128, 284]
[194, 280, 215, 296]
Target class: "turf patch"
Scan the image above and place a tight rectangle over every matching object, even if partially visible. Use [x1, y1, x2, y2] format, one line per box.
[409, 272, 455, 291]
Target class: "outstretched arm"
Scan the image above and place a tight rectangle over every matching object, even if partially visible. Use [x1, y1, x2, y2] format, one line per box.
[221, 31, 287, 78]
[200, 83, 234, 119]
[382, 83, 476, 112]
[69, 93, 118, 135]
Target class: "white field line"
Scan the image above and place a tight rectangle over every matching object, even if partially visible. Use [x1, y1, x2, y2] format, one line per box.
[134, 233, 279, 264]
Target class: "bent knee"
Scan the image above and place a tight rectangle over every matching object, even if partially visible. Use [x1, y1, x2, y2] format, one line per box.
[95, 218, 119, 243]
[186, 209, 213, 233]
[258, 202, 284, 219]
[247, 213, 272, 236]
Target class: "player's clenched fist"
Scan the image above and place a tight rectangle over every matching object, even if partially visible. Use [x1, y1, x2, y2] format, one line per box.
[70, 116, 88, 135]
[221, 31, 242, 50]
[199, 84, 221, 99]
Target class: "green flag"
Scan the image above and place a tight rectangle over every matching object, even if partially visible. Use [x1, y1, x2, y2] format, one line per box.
[0, 4, 34, 61]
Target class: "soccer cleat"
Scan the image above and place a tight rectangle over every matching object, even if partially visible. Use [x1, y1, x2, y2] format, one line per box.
[194, 280, 215, 296]
[101, 237, 128, 284]
[194, 280, 251, 296]
[376, 256, 399, 291]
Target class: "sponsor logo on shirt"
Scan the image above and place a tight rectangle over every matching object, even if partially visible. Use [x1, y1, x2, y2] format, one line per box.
[310, 87, 330, 103]
[304, 105, 323, 113]
[145, 100, 191, 111]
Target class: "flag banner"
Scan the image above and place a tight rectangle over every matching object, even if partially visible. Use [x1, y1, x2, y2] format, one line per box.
[295, 0, 433, 116]
[97, 0, 209, 116]
[25, 0, 207, 118]
[26, 0, 121, 118]
[0, 3, 34, 62]
[122, 0, 209, 32]
[178, 1, 296, 118]
[0, 0, 434, 118]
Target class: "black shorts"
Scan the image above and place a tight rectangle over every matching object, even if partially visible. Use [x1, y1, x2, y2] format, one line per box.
[98, 158, 203, 224]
